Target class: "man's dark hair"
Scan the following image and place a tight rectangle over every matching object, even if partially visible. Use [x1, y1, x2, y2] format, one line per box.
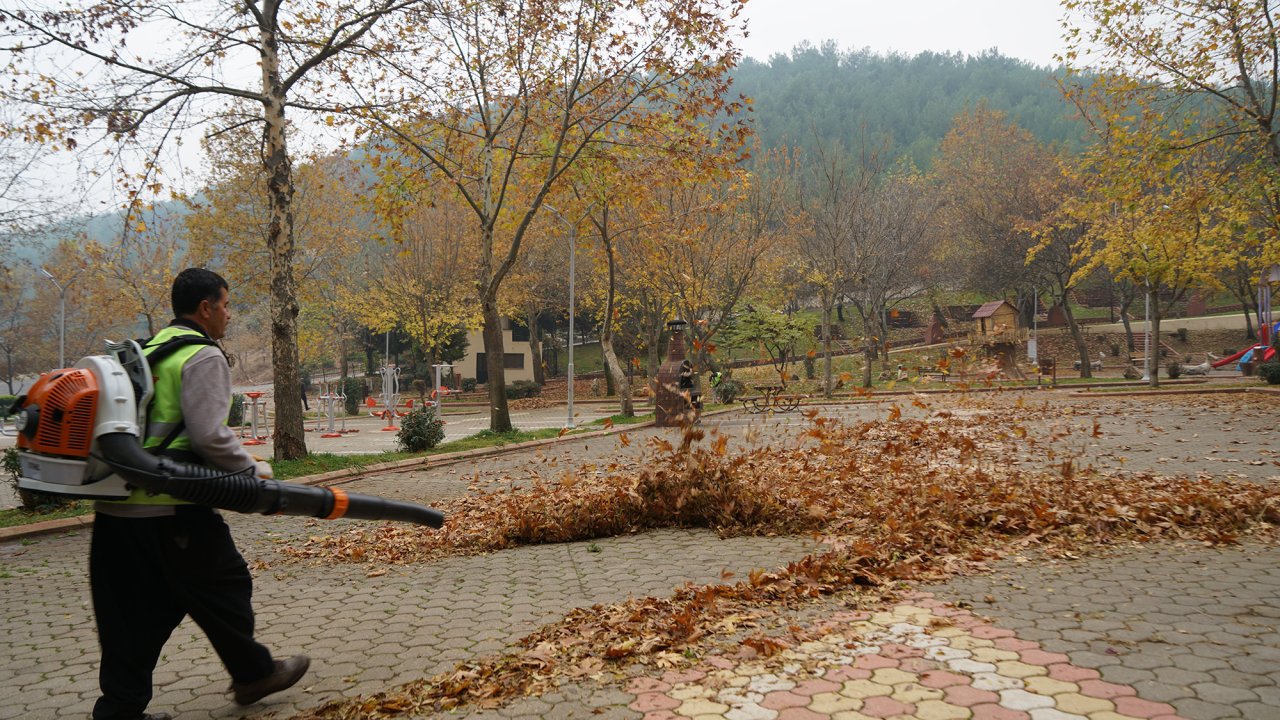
[172, 268, 229, 317]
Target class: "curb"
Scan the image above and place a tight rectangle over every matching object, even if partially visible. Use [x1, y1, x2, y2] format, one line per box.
[0, 408, 740, 544]
[0, 512, 94, 543]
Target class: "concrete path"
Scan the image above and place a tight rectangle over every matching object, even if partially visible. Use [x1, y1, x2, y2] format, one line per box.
[2, 391, 1278, 719]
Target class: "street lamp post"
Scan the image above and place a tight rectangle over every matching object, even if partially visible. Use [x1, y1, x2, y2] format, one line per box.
[38, 266, 79, 368]
[542, 203, 591, 430]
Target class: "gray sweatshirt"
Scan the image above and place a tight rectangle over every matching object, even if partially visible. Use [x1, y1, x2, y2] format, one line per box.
[96, 345, 259, 518]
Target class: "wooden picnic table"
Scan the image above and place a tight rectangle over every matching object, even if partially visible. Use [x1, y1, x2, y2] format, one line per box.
[742, 384, 802, 414]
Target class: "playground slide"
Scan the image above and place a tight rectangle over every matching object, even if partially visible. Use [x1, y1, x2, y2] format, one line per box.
[1213, 347, 1252, 368]
[1214, 345, 1278, 368]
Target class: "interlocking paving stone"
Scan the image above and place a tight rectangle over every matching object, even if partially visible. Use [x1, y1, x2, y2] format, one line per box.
[3, 394, 1280, 719]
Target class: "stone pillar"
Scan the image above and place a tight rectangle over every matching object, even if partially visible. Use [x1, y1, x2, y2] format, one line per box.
[655, 320, 696, 427]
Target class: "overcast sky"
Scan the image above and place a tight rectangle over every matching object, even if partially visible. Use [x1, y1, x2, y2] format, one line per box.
[737, 0, 1070, 67]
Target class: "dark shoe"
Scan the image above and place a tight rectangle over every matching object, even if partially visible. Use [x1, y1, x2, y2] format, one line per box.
[230, 655, 310, 705]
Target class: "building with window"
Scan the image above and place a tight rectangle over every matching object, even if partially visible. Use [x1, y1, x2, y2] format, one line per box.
[456, 317, 534, 385]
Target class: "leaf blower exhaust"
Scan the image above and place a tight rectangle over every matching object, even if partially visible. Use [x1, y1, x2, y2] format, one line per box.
[11, 340, 444, 528]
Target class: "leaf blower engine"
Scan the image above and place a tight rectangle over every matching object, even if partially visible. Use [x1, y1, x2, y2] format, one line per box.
[11, 340, 444, 528]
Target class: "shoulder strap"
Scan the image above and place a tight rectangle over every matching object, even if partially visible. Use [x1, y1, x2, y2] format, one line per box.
[143, 334, 219, 367]
[141, 333, 220, 455]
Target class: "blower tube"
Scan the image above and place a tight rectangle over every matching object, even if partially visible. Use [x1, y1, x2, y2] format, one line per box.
[96, 433, 444, 528]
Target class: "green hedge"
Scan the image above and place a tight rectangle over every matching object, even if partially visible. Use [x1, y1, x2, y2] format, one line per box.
[504, 380, 542, 399]
[1259, 361, 1280, 385]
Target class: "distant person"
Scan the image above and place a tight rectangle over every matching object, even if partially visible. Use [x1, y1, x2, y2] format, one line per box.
[300, 377, 309, 411]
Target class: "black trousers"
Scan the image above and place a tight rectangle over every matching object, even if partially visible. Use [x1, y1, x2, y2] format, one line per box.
[90, 507, 275, 720]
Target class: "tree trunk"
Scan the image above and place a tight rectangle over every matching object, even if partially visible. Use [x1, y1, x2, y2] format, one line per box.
[600, 335, 633, 416]
[259, 9, 305, 461]
[1148, 287, 1161, 388]
[481, 299, 512, 432]
[647, 322, 662, 383]
[1062, 294, 1091, 379]
[528, 309, 545, 385]
[1119, 295, 1135, 352]
[598, 221, 632, 416]
[821, 303, 833, 398]
[862, 345, 873, 388]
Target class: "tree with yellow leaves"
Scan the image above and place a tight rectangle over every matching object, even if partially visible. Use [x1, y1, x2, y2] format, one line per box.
[357, 0, 745, 432]
[1063, 0, 1280, 301]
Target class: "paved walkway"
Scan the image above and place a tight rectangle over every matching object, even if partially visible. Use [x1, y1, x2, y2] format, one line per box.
[1, 392, 1278, 719]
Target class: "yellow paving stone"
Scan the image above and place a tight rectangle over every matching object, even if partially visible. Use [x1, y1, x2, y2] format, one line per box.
[839, 679, 894, 699]
[870, 668, 918, 686]
[948, 635, 996, 650]
[800, 641, 833, 654]
[994, 660, 1049, 678]
[676, 699, 730, 717]
[891, 682, 944, 703]
[1054, 692, 1115, 715]
[970, 647, 1020, 663]
[693, 715, 726, 720]
[913, 699, 972, 720]
[671, 685, 715, 701]
[830, 712, 877, 720]
[1087, 712, 1144, 720]
[929, 627, 967, 638]
[723, 675, 751, 688]
[737, 663, 768, 677]
[808, 692, 865, 714]
[891, 605, 931, 618]
[1023, 676, 1078, 696]
[870, 612, 899, 625]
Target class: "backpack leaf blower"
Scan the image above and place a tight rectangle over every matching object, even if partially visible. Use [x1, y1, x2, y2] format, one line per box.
[10, 340, 444, 528]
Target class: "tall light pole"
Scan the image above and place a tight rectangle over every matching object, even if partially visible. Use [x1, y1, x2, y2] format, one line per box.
[543, 203, 592, 430]
[38, 266, 79, 368]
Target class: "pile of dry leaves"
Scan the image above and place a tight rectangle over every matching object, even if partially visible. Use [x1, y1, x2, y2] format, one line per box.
[282, 403, 1280, 719]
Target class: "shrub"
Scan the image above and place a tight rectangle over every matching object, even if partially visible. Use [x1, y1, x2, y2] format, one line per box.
[1109, 342, 1121, 357]
[1174, 327, 1189, 342]
[505, 380, 542, 398]
[0, 395, 15, 416]
[3, 446, 70, 511]
[229, 393, 245, 427]
[411, 378, 428, 402]
[803, 354, 816, 380]
[1166, 362, 1182, 380]
[462, 377, 478, 393]
[396, 407, 445, 452]
[342, 376, 367, 416]
[713, 378, 745, 404]
[1259, 361, 1280, 385]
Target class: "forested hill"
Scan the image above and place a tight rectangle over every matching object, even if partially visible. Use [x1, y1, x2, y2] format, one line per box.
[731, 45, 1086, 165]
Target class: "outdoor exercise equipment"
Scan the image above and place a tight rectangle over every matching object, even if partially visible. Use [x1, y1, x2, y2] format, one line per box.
[374, 365, 403, 431]
[241, 391, 268, 446]
[318, 381, 348, 439]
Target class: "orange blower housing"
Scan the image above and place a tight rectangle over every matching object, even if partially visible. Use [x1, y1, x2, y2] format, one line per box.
[16, 368, 99, 459]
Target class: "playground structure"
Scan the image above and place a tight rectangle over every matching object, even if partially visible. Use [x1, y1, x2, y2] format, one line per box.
[1211, 265, 1279, 373]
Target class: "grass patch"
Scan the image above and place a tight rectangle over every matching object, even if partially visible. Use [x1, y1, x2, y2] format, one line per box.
[589, 412, 653, 426]
[0, 501, 92, 529]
